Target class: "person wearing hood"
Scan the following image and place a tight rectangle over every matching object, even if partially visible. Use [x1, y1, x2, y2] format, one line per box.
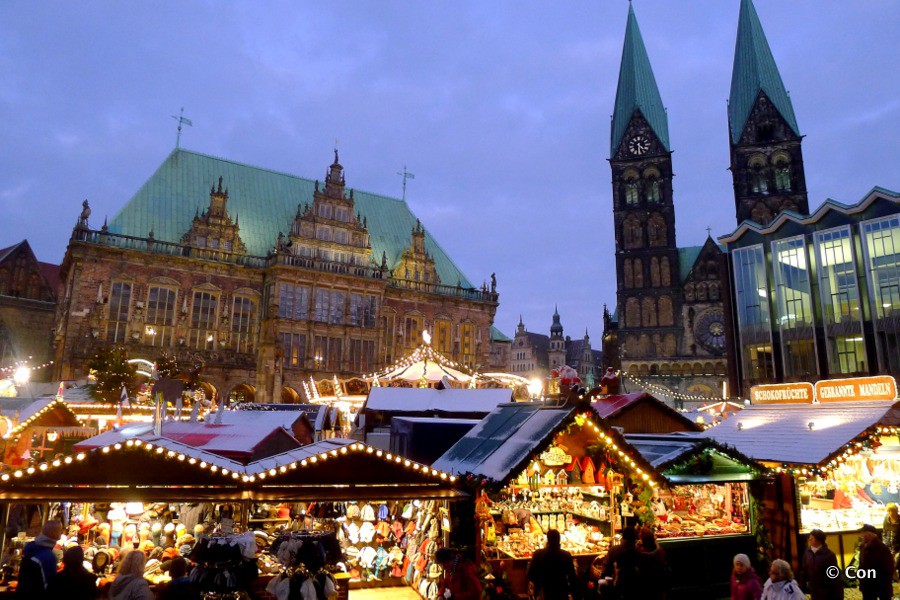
[47, 545, 98, 600]
[109, 550, 154, 600]
[800, 529, 843, 600]
[730, 554, 762, 600]
[857, 523, 895, 600]
[761, 559, 804, 600]
[16, 519, 62, 599]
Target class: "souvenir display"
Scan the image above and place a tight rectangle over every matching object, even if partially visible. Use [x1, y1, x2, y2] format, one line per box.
[652, 483, 750, 538]
[798, 447, 899, 533]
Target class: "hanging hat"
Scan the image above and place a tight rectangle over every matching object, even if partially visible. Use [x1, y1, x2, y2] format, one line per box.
[428, 562, 442, 579]
[193, 524, 205, 536]
[78, 516, 100, 535]
[175, 523, 186, 537]
[391, 520, 404, 541]
[376, 521, 391, 538]
[377, 504, 389, 521]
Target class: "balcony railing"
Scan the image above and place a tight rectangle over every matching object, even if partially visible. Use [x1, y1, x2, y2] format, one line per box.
[72, 228, 268, 268]
[73, 228, 498, 302]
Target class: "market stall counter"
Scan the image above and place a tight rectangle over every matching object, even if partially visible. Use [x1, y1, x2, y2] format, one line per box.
[433, 402, 668, 598]
[0, 429, 467, 599]
[624, 434, 764, 599]
[703, 397, 900, 570]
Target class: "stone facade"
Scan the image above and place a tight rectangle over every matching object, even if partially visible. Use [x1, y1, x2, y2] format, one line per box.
[53, 152, 498, 403]
[0, 241, 58, 377]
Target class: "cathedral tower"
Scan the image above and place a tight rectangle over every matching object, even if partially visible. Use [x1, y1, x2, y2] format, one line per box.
[548, 306, 566, 371]
[729, 0, 808, 225]
[610, 5, 682, 372]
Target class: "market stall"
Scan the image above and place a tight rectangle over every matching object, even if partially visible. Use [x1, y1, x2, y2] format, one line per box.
[0, 427, 466, 598]
[624, 433, 763, 598]
[433, 401, 664, 597]
[0, 397, 94, 466]
[704, 397, 900, 569]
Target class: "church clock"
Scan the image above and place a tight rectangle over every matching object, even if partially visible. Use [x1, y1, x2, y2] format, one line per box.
[628, 135, 651, 156]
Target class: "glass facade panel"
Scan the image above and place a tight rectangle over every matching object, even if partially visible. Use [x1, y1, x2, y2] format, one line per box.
[815, 226, 866, 375]
[862, 216, 900, 373]
[772, 236, 817, 379]
[732, 245, 775, 383]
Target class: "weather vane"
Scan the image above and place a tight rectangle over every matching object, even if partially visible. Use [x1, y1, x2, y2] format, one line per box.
[397, 165, 415, 201]
[171, 107, 193, 149]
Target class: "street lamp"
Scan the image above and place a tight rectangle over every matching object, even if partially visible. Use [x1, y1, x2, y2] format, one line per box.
[13, 365, 31, 386]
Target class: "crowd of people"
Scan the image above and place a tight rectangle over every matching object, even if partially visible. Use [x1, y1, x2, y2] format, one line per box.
[15, 520, 198, 600]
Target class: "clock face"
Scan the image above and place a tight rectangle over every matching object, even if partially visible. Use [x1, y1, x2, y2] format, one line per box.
[694, 309, 726, 354]
[628, 135, 651, 156]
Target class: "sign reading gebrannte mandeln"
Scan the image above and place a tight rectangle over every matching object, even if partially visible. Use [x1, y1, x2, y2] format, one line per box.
[750, 382, 815, 404]
[814, 375, 898, 403]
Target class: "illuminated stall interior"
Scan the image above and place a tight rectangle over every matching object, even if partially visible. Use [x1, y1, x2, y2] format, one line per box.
[0, 434, 464, 597]
[704, 399, 900, 568]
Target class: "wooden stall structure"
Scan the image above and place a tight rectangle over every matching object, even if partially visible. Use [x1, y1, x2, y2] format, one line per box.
[704, 398, 900, 571]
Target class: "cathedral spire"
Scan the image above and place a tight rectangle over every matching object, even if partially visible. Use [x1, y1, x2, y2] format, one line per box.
[610, 3, 669, 156]
[728, 0, 799, 144]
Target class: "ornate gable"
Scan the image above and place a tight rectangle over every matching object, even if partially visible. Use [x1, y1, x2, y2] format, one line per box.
[286, 151, 373, 268]
[393, 220, 439, 284]
[180, 177, 247, 254]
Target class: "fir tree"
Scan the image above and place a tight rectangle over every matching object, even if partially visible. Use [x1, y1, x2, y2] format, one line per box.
[88, 346, 138, 403]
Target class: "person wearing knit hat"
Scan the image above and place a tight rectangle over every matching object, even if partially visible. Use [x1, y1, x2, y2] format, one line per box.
[731, 553, 762, 600]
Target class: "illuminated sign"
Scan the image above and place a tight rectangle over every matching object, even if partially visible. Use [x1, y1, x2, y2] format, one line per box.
[815, 376, 897, 403]
[750, 382, 815, 404]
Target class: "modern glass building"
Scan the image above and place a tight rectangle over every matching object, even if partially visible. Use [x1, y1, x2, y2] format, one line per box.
[720, 188, 900, 395]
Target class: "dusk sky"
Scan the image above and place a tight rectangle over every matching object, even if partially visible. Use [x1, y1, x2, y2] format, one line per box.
[1, 1, 897, 342]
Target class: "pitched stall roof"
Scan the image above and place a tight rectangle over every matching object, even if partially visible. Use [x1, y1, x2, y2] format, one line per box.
[591, 392, 702, 432]
[0, 437, 463, 502]
[363, 388, 512, 414]
[624, 433, 760, 483]
[75, 413, 306, 464]
[432, 403, 572, 482]
[701, 401, 900, 466]
[3, 398, 92, 440]
[433, 402, 660, 487]
[611, 4, 670, 155]
[728, 0, 799, 143]
[108, 149, 474, 287]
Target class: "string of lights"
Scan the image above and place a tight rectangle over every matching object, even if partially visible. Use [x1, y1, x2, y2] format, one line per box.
[620, 371, 725, 403]
[0, 360, 54, 375]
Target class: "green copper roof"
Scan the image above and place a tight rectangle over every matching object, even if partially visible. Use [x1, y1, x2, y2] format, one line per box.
[610, 4, 670, 155]
[678, 246, 703, 284]
[728, 0, 800, 143]
[490, 326, 511, 343]
[108, 149, 474, 287]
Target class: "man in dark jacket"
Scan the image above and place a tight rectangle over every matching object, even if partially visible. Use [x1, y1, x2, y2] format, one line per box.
[858, 524, 895, 600]
[527, 529, 579, 600]
[800, 529, 843, 600]
[47, 545, 98, 600]
[601, 526, 641, 599]
[17, 519, 62, 599]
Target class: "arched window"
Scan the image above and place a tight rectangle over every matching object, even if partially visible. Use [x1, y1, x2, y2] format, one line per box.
[633, 258, 644, 288]
[623, 170, 640, 206]
[661, 257, 671, 286]
[650, 257, 660, 287]
[696, 283, 708, 301]
[647, 214, 667, 247]
[709, 283, 720, 300]
[623, 260, 633, 288]
[659, 296, 674, 326]
[625, 297, 640, 328]
[749, 155, 768, 194]
[773, 154, 792, 191]
[642, 297, 657, 327]
[623, 215, 643, 249]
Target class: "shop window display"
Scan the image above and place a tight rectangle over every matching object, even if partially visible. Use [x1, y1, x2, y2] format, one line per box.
[798, 438, 900, 533]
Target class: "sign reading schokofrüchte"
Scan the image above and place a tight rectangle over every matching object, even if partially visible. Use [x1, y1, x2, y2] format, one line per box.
[749, 376, 898, 404]
[814, 376, 897, 403]
[750, 382, 815, 404]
